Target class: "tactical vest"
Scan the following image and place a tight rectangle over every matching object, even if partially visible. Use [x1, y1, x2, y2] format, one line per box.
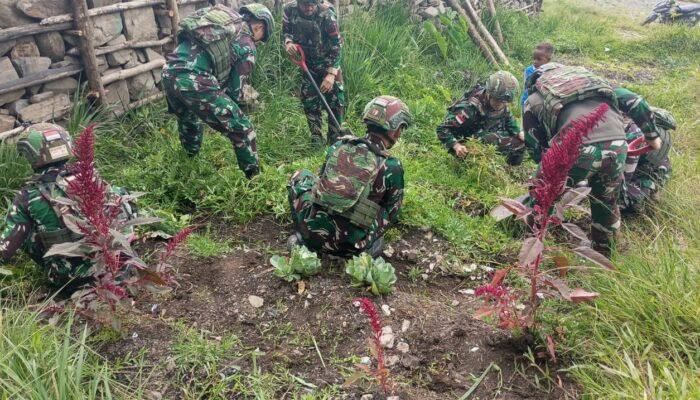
[643, 107, 675, 168]
[178, 5, 243, 82]
[312, 137, 387, 229]
[534, 64, 619, 136]
[290, 4, 332, 62]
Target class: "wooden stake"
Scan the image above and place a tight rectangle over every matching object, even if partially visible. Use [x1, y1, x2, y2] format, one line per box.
[111, 92, 164, 117]
[461, 0, 510, 66]
[165, 0, 181, 35]
[40, 0, 163, 26]
[486, 0, 504, 45]
[0, 22, 73, 43]
[72, 0, 106, 103]
[101, 59, 165, 86]
[66, 37, 173, 56]
[0, 65, 83, 96]
[445, 0, 499, 68]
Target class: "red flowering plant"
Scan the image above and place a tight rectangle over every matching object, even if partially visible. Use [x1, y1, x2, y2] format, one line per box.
[344, 298, 393, 395]
[44, 124, 192, 329]
[475, 104, 615, 358]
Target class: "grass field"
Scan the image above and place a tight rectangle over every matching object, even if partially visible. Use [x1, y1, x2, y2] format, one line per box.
[1, 0, 699, 398]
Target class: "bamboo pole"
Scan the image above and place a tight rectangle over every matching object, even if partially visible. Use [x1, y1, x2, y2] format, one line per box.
[177, 0, 208, 5]
[111, 92, 164, 117]
[461, 0, 510, 66]
[0, 126, 25, 142]
[0, 65, 83, 96]
[40, 0, 163, 25]
[0, 22, 73, 43]
[101, 59, 165, 86]
[165, 0, 181, 35]
[72, 0, 106, 103]
[66, 37, 173, 56]
[445, 0, 499, 68]
[486, 0, 504, 44]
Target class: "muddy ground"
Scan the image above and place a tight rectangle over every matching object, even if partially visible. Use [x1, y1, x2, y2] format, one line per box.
[99, 220, 579, 399]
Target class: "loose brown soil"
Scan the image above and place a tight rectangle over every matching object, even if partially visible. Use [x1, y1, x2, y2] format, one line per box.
[100, 220, 579, 399]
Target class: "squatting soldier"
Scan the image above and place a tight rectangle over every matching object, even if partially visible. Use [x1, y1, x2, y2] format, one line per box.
[0, 124, 136, 288]
[621, 101, 674, 213]
[162, 4, 274, 178]
[523, 63, 662, 256]
[437, 71, 525, 166]
[283, 0, 345, 145]
[286, 96, 411, 257]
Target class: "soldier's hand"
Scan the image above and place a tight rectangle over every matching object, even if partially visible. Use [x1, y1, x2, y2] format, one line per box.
[517, 131, 525, 142]
[646, 136, 662, 150]
[452, 143, 469, 158]
[285, 42, 298, 56]
[320, 74, 335, 93]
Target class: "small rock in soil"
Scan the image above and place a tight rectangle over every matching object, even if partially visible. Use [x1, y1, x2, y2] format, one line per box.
[387, 396, 400, 400]
[451, 300, 460, 307]
[360, 356, 371, 365]
[380, 326, 395, 348]
[470, 346, 479, 352]
[381, 304, 391, 316]
[400, 354, 420, 368]
[384, 355, 400, 367]
[396, 341, 410, 353]
[360, 395, 373, 400]
[382, 245, 394, 258]
[248, 295, 264, 308]
[458, 289, 475, 295]
[401, 319, 411, 332]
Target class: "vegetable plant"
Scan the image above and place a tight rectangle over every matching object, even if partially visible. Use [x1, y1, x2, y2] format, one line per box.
[345, 253, 397, 296]
[270, 245, 321, 282]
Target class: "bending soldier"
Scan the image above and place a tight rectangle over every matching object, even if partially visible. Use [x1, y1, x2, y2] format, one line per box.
[287, 96, 411, 257]
[162, 4, 274, 178]
[437, 71, 525, 166]
[0, 124, 136, 288]
[283, 0, 345, 145]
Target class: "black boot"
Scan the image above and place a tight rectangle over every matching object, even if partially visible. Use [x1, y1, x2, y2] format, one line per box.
[365, 236, 385, 258]
[286, 232, 303, 251]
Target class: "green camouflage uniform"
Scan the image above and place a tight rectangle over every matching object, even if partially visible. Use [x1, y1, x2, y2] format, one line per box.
[287, 134, 403, 256]
[436, 85, 525, 165]
[162, 8, 259, 178]
[0, 168, 135, 286]
[283, 1, 345, 144]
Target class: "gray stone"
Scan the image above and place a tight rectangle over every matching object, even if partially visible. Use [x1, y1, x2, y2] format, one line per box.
[35, 32, 65, 62]
[0, 39, 16, 57]
[127, 72, 156, 100]
[16, 0, 70, 19]
[151, 68, 162, 85]
[0, 57, 24, 106]
[248, 295, 264, 308]
[30, 91, 53, 103]
[144, 48, 164, 62]
[0, 0, 35, 29]
[105, 35, 135, 67]
[50, 60, 76, 69]
[396, 341, 410, 353]
[103, 80, 130, 114]
[87, 0, 120, 8]
[6, 98, 29, 115]
[419, 6, 439, 19]
[178, 4, 196, 18]
[380, 326, 395, 349]
[96, 55, 108, 73]
[17, 93, 72, 123]
[122, 7, 158, 42]
[0, 114, 16, 131]
[101, 67, 122, 77]
[42, 77, 79, 95]
[136, 49, 147, 63]
[12, 56, 51, 77]
[10, 36, 39, 59]
[64, 13, 122, 47]
[384, 355, 400, 367]
[0, 108, 8, 114]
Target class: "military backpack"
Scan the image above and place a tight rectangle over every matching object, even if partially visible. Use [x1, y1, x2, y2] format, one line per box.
[312, 137, 387, 229]
[178, 5, 244, 82]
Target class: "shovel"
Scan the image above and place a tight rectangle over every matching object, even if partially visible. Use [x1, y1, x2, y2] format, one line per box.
[288, 44, 341, 130]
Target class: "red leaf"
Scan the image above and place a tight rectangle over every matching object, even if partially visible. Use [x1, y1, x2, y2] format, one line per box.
[569, 288, 600, 303]
[490, 267, 510, 286]
[499, 197, 528, 214]
[560, 186, 591, 207]
[518, 237, 543, 267]
[561, 222, 588, 242]
[572, 246, 615, 270]
[546, 335, 558, 363]
[542, 276, 571, 300]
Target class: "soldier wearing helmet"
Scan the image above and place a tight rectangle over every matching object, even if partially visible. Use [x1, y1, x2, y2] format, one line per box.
[162, 3, 275, 179]
[1, 124, 136, 288]
[523, 63, 663, 256]
[436, 71, 525, 166]
[286, 96, 411, 257]
[283, 0, 345, 145]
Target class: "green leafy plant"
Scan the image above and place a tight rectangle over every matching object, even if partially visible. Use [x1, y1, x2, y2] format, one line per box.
[345, 253, 397, 296]
[270, 245, 321, 282]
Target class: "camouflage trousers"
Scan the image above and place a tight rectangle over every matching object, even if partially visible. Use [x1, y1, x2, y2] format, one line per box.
[300, 68, 345, 144]
[162, 70, 259, 178]
[478, 130, 525, 166]
[287, 169, 378, 257]
[568, 140, 627, 256]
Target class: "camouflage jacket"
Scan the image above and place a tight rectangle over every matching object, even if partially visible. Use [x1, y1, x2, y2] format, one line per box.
[0, 168, 133, 285]
[163, 23, 256, 102]
[282, 1, 342, 73]
[320, 135, 403, 248]
[436, 88, 520, 150]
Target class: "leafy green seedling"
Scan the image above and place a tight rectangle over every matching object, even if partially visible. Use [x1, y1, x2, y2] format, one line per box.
[271, 245, 321, 282]
[345, 253, 397, 296]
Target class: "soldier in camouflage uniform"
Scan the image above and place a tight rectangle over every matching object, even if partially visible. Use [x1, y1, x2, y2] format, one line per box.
[162, 4, 274, 178]
[0, 124, 136, 288]
[437, 71, 525, 166]
[287, 96, 411, 257]
[283, 0, 345, 145]
[523, 64, 663, 256]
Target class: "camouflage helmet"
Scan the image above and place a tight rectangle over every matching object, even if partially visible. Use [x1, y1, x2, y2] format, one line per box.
[485, 71, 519, 102]
[362, 96, 412, 132]
[16, 123, 74, 170]
[240, 3, 274, 42]
[298, 0, 321, 5]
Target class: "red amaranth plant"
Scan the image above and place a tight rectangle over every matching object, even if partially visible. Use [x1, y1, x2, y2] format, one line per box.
[345, 298, 392, 395]
[44, 124, 193, 328]
[476, 104, 614, 358]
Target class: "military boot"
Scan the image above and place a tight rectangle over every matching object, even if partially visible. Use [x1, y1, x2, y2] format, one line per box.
[365, 236, 385, 258]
